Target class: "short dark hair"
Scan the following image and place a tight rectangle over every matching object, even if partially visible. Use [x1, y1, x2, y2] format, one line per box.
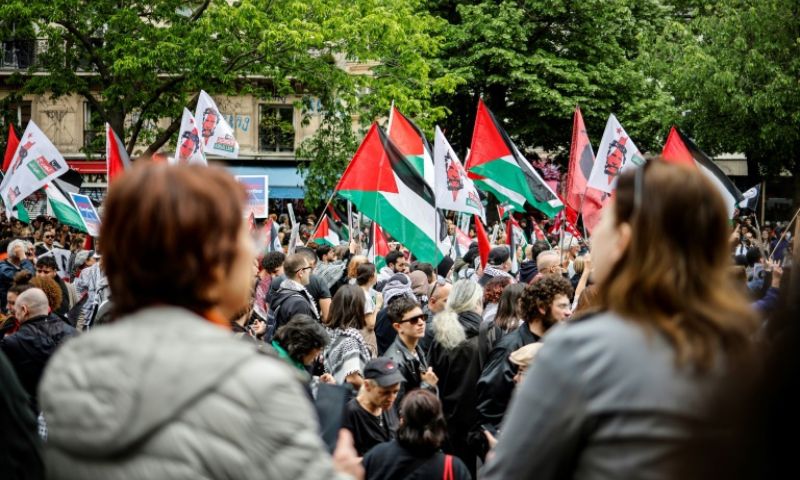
[100, 164, 245, 316]
[397, 390, 447, 452]
[412, 262, 434, 282]
[273, 314, 330, 363]
[36, 256, 58, 271]
[283, 254, 308, 278]
[327, 284, 366, 330]
[387, 296, 419, 324]
[520, 274, 573, 323]
[385, 250, 403, 267]
[261, 251, 285, 274]
[531, 240, 550, 260]
[356, 263, 376, 287]
[316, 245, 332, 260]
[295, 246, 317, 265]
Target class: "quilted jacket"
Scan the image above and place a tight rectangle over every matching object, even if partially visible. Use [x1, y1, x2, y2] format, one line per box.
[39, 306, 349, 480]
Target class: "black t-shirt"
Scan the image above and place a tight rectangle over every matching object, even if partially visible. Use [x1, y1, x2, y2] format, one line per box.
[341, 398, 398, 457]
[363, 439, 472, 480]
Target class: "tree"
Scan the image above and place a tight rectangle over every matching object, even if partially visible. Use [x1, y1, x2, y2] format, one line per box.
[652, 0, 800, 203]
[426, 0, 679, 161]
[0, 0, 455, 161]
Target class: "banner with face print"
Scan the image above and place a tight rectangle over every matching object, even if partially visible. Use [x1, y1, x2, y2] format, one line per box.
[194, 90, 240, 159]
[173, 108, 207, 165]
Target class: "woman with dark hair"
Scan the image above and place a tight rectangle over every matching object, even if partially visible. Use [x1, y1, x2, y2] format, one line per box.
[323, 284, 372, 390]
[478, 283, 525, 370]
[363, 389, 471, 480]
[272, 314, 330, 375]
[484, 160, 757, 480]
[37, 164, 361, 479]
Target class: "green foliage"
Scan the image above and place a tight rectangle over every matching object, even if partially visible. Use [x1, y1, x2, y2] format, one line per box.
[653, 0, 800, 184]
[427, 0, 679, 159]
[0, 0, 455, 159]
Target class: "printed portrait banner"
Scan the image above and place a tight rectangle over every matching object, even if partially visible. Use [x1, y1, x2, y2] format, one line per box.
[173, 108, 207, 165]
[194, 90, 240, 159]
[0, 120, 69, 213]
[68, 192, 102, 237]
[236, 175, 269, 218]
[587, 114, 645, 194]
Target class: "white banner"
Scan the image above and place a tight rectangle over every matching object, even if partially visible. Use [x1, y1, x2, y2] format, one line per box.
[587, 114, 645, 193]
[1, 120, 68, 214]
[194, 90, 240, 159]
[434, 126, 485, 222]
[173, 108, 207, 165]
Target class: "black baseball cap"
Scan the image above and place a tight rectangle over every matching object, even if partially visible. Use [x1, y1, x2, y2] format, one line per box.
[364, 358, 405, 387]
[488, 246, 510, 266]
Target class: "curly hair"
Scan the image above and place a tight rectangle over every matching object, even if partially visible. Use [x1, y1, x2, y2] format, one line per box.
[483, 276, 513, 304]
[520, 274, 573, 323]
[30, 276, 62, 313]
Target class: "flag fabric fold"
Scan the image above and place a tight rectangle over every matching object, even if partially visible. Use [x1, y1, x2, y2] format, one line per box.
[2, 124, 19, 173]
[45, 182, 87, 232]
[565, 106, 607, 235]
[660, 127, 744, 218]
[433, 126, 485, 221]
[335, 123, 445, 265]
[388, 106, 435, 188]
[587, 114, 645, 193]
[195, 90, 240, 159]
[106, 123, 131, 183]
[473, 215, 490, 269]
[738, 184, 761, 211]
[466, 99, 563, 217]
[368, 221, 390, 271]
[311, 215, 341, 247]
[174, 108, 207, 165]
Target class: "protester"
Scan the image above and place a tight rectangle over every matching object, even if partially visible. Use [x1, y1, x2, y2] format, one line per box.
[323, 284, 372, 390]
[0, 350, 43, 480]
[342, 357, 402, 457]
[383, 296, 438, 411]
[481, 276, 512, 323]
[271, 254, 320, 329]
[0, 288, 76, 412]
[35, 256, 72, 316]
[479, 246, 513, 287]
[476, 274, 573, 430]
[37, 164, 362, 479]
[72, 255, 108, 330]
[0, 281, 32, 338]
[375, 273, 417, 355]
[427, 279, 484, 477]
[254, 250, 285, 315]
[0, 239, 35, 311]
[355, 262, 381, 356]
[483, 160, 757, 480]
[376, 250, 408, 288]
[363, 390, 472, 480]
[408, 270, 430, 309]
[33, 227, 61, 257]
[418, 281, 451, 353]
[478, 282, 525, 370]
[518, 240, 549, 284]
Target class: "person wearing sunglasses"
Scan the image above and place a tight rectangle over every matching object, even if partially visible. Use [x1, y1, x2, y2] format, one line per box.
[384, 296, 439, 414]
[34, 227, 62, 257]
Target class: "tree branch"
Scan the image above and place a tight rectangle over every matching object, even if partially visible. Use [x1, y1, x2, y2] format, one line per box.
[56, 21, 111, 82]
[191, 0, 213, 22]
[139, 92, 201, 159]
[126, 74, 187, 152]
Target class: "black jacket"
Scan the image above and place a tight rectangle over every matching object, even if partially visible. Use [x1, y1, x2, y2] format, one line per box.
[0, 350, 43, 479]
[0, 314, 77, 411]
[383, 336, 435, 412]
[519, 260, 538, 284]
[476, 323, 541, 428]
[375, 307, 395, 356]
[270, 286, 318, 329]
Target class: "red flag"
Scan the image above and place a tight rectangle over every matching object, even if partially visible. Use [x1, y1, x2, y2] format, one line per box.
[106, 123, 131, 183]
[660, 126, 696, 167]
[530, 217, 547, 241]
[2, 124, 19, 173]
[565, 107, 595, 212]
[473, 215, 490, 268]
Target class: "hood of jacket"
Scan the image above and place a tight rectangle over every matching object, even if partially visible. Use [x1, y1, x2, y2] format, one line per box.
[38, 306, 258, 458]
[518, 260, 538, 284]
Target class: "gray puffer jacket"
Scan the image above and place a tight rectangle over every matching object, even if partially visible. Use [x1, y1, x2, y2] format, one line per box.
[39, 306, 347, 480]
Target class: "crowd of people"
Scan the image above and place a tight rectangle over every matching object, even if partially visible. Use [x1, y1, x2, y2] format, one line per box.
[0, 160, 796, 479]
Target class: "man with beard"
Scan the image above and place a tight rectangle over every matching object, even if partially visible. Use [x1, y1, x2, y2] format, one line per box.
[476, 274, 573, 431]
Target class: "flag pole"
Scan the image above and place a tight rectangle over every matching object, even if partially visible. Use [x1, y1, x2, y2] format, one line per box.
[760, 180, 766, 226]
[387, 100, 395, 132]
[769, 205, 800, 260]
[310, 191, 338, 237]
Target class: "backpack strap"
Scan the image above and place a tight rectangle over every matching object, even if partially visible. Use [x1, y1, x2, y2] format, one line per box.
[443, 454, 454, 480]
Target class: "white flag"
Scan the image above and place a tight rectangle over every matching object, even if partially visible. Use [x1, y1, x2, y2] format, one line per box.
[194, 90, 239, 159]
[0, 120, 69, 214]
[587, 114, 645, 193]
[434, 126, 485, 222]
[173, 108, 207, 165]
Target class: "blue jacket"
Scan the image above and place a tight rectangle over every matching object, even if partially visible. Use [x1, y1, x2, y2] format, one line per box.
[0, 259, 35, 311]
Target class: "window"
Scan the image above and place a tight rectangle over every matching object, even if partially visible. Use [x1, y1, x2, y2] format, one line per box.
[1, 39, 35, 69]
[0, 100, 31, 154]
[259, 105, 295, 153]
[83, 102, 104, 154]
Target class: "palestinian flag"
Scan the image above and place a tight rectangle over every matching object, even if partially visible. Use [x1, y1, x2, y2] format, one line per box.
[2, 124, 19, 173]
[264, 218, 281, 252]
[311, 215, 341, 247]
[466, 99, 563, 217]
[335, 123, 445, 265]
[497, 203, 514, 220]
[530, 217, 547, 242]
[327, 202, 352, 241]
[454, 226, 472, 259]
[388, 106, 435, 188]
[45, 182, 87, 232]
[106, 123, 131, 183]
[661, 127, 744, 218]
[549, 206, 582, 240]
[368, 221, 390, 271]
[506, 216, 527, 274]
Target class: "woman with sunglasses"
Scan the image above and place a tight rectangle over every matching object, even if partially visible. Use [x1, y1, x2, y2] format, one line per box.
[427, 279, 484, 478]
[483, 160, 756, 480]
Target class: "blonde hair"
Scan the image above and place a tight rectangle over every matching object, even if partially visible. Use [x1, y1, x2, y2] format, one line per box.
[433, 280, 482, 350]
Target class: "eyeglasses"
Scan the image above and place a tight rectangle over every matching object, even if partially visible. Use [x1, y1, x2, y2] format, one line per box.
[295, 266, 313, 274]
[398, 314, 426, 325]
[44, 235, 54, 239]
